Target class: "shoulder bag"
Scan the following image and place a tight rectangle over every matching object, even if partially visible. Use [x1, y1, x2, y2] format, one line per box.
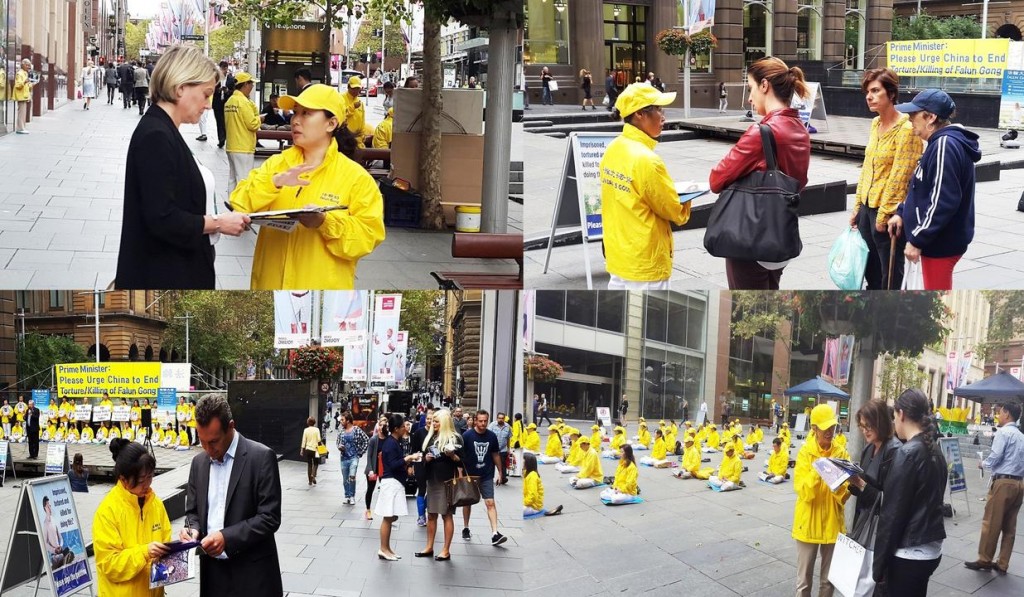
[446, 464, 481, 508]
[703, 124, 803, 262]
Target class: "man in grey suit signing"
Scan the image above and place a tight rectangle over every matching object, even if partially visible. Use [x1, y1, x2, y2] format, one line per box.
[179, 395, 283, 596]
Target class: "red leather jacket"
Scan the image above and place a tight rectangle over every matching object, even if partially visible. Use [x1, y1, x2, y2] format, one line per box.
[709, 108, 811, 193]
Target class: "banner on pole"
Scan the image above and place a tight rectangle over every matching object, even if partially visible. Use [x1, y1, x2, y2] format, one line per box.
[945, 351, 958, 391]
[887, 38, 1008, 78]
[393, 331, 409, 384]
[837, 335, 855, 386]
[370, 294, 402, 382]
[321, 291, 368, 347]
[342, 345, 367, 382]
[682, 0, 716, 35]
[273, 291, 313, 349]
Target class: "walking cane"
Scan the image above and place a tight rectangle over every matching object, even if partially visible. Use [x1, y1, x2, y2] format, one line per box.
[887, 233, 897, 290]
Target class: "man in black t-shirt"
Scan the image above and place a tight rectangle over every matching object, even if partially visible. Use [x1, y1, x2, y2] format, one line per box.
[461, 410, 507, 546]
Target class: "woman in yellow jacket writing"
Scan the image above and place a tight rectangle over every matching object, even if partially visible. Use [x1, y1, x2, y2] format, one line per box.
[522, 453, 563, 517]
[601, 445, 639, 503]
[93, 438, 172, 596]
[792, 404, 852, 597]
[230, 84, 385, 289]
[570, 436, 604, 489]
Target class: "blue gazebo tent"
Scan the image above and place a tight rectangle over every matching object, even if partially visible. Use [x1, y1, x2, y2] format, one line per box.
[783, 376, 850, 400]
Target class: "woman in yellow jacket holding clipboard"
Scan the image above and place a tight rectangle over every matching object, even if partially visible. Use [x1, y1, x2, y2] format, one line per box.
[230, 84, 385, 289]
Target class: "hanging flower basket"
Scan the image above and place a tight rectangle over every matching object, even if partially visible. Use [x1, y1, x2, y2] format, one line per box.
[525, 355, 563, 383]
[291, 345, 343, 380]
[655, 28, 718, 56]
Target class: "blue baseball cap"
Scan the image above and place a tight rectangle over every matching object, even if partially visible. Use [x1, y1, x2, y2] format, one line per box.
[895, 89, 955, 120]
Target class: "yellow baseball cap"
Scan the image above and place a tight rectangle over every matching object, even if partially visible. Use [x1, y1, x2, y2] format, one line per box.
[277, 84, 345, 119]
[614, 426, 625, 433]
[234, 72, 254, 85]
[811, 404, 838, 431]
[347, 75, 364, 88]
[386, 107, 393, 117]
[591, 424, 601, 431]
[578, 435, 591, 444]
[615, 82, 677, 118]
[527, 423, 537, 430]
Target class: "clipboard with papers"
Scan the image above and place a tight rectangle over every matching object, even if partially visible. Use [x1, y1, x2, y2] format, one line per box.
[235, 205, 347, 233]
[676, 181, 711, 204]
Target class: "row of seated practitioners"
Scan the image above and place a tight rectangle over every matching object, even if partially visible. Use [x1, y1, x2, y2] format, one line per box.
[3, 420, 198, 450]
[262, 94, 394, 150]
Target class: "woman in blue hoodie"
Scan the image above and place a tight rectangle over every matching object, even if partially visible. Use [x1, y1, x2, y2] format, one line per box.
[888, 89, 981, 290]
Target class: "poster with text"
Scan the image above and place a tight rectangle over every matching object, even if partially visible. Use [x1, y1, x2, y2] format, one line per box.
[837, 335, 856, 386]
[159, 363, 192, 393]
[393, 331, 409, 384]
[370, 294, 402, 382]
[939, 437, 967, 493]
[32, 389, 51, 409]
[321, 291, 368, 347]
[273, 291, 313, 349]
[575, 134, 617, 239]
[30, 477, 91, 597]
[55, 362, 162, 401]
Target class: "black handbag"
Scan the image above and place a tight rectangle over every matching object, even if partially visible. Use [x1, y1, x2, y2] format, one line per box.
[703, 124, 803, 262]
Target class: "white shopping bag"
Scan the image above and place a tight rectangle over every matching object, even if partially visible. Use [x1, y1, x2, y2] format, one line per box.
[827, 533, 876, 597]
[902, 260, 924, 290]
[548, 80, 559, 92]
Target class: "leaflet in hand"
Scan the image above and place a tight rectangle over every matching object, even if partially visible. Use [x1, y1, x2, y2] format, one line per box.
[675, 181, 711, 204]
[149, 546, 197, 588]
[247, 205, 346, 233]
[812, 456, 860, 492]
[162, 540, 201, 554]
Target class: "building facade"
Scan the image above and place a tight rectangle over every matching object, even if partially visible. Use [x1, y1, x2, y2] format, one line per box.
[893, 0, 1024, 39]
[523, 0, 898, 107]
[913, 291, 990, 411]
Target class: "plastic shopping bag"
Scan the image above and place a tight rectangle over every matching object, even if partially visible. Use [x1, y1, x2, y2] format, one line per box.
[828, 228, 869, 290]
[902, 260, 924, 290]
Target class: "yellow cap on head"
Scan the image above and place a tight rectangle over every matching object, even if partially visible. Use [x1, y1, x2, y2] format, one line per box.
[811, 404, 838, 431]
[277, 84, 345, 120]
[614, 82, 677, 118]
[347, 75, 364, 88]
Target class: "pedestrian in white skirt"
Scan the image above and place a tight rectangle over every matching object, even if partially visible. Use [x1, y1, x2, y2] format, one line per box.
[376, 413, 419, 561]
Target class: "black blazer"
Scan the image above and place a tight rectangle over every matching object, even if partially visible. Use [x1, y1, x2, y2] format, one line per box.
[25, 407, 41, 433]
[184, 433, 283, 597]
[115, 104, 214, 289]
[849, 436, 901, 529]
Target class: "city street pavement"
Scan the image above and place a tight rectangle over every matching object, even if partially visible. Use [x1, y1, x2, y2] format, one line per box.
[524, 105, 1024, 290]
[0, 92, 521, 290]
[0, 429, 522, 596]
[524, 419, 1023, 597]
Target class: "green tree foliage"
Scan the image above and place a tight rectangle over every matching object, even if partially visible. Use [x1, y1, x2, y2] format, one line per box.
[893, 13, 981, 41]
[352, 6, 410, 60]
[194, 19, 248, 63]
[125, 19, 150, 60]
[878, 354, 927, 403]
[18, 334, 88, 389]
[221, 0, 410, 30]
[162, 291, 276, 370]
[978, 291, 1024, 360]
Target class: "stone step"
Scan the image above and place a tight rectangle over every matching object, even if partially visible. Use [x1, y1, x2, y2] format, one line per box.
[523, 120, 553, 129]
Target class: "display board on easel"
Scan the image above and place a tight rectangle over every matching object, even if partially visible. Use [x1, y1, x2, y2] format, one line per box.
[790, 81, 829, 132]
[45, 442, 69, 477]
[0, 476, 94, 597]
[0, 440, 14, 486]
[938, 437, 970, 516]
[596, 407, 613, 428]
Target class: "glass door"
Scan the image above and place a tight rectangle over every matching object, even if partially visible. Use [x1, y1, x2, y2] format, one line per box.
[603, 3, 647, 86]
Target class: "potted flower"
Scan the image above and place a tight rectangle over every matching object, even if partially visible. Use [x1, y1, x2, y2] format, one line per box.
[291, 345, 344, 380]
[525, 355, 563, 383]
[655, 28, 718, 57]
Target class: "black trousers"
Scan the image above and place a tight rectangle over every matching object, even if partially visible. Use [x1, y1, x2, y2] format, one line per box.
[857, 206, 905, 290]
[214, 106, 227, 147]
[121, 86, 133, 108]
[106, 83, 116, 103]
[135, 88, 148, 114]
[885, 556, 940, 597]
[726, 259, 783, 289]
[28, 430, 39, 458]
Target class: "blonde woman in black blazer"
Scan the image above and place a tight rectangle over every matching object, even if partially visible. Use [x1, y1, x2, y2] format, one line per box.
[116, 45, 250, 289]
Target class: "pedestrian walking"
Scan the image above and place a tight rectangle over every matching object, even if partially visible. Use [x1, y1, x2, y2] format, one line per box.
[179, 395, 284, 596]
[416, 409, 463, 561]
[604, 70, 618, 111]
[13, 59, 34, 134]
[363, 415, 388, 520]
[965, 401, 1024, 575]
[104, 62, 118, 104]
[709, 57, 811, 289]
[376, 413, 418, 561]
[600, 83, 688, 289]
[537, 397, 553, 426]
[300, 416, 322, 485]
[224, 72, 263, 192]
[619, 395, 629, 427]
[212, 61, 234, 148]
[461, 410, 507, 546]
[115, 45, 251, 290]
[488, 412, 512, 482]
[721, 400, 732, 427]
[873, 389, 947, 595]
[229, 84, 385, 289]
[133, 60, 150, 116]
[541, 66, 553, 105]
[81, 60, 98, 110]
[792, 404, 851, 597]
[337, 411, 369, 504]
[116, 59, 134, 109]
[887, 89, 979, 290]
[579, 68, 595, 110]
[718, 81, 728, 112]
[850, 68, 923, 290]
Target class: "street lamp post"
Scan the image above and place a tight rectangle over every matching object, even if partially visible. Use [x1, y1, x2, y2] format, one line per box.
[175, 313, 193, 364]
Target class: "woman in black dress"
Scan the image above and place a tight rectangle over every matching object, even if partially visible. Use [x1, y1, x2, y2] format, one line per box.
[580, 68, 594, 110]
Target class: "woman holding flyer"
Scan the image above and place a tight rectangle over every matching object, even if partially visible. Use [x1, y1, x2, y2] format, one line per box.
[792, 404, 852, 597]
[94, 438, 173, 596]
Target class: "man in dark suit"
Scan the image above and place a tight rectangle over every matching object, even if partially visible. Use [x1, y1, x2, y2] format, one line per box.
[116, 59, 134, 109]
[212, 61, 235, 149]
[25, 399, 41, 459]
[294, 67, 313, 93]
[179, 395, 282, 597]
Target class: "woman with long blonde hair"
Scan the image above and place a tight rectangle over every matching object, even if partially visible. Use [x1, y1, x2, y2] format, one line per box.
[416, 408, 463, 561]
[579, 68, 594, 110]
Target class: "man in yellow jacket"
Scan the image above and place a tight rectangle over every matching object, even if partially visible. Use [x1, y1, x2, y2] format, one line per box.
[793, 404, 851, 597]
[14, 59, 34, 134]
[372, 107, 393, 149]
[599, 83, 690, 289]
[759, 437, 789, 484]
[522, 422, 541, 452]
[224, 72, 264, 191]
[340, 76, 367, 148]
[570, 436, 604, 488]
[709, 443, 743, 491]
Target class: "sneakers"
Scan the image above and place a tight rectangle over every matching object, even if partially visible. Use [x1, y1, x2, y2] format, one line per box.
[196, 135, 208, 141]
[462, 528, 471, 540]
[491, 532, 507, 546]
[416, 515, 427, 527]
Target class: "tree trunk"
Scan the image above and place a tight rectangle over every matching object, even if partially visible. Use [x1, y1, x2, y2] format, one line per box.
[419, 14, 445, 230]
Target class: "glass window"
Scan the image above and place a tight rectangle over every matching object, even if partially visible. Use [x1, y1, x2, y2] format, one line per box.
[536, 291, 565, 321]
[565, 291, 597, 327]
[48, 291, 65, 309]
[685, 298, 706, 351]
[644, 294, 668, 343]
[797, 1, 822, 61]
[667, 300, 688, 347]
[15, 290, 29, 311]
[743, 3, 771, 66]
[524, 0, 571, 65]
[845, 0, 866, 69]
[596, 291, 625, 333]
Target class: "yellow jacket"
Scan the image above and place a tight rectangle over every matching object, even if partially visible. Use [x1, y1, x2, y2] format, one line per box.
[566, 438, 583, 466]
[93, 481, 171, 597]
[109, 427, 121, 440]
[524, 470, 544, 511]
[610, 432, 626, 451]
[613, 461, 638, 495]
[717, 452, 742, 483]
[372, 116, 393, 149]
[178, 430, 190, 446]
[681, 444, 700, 473]
[511, 420, 523, 448]
[544, 433, 563, 458]
[523, 430, 541, 452]
[340, 92, 367, 148]
[599, 124, 690, 281]
[230, 138, 386, 289]
[706, 429, 720, 449]
[792, 439, 851, 544]
[590, 430, 603, 450]
[854, 115, 923, 227]
[187, 404, 197, 429]
[636, 427, 651, 448]
[81, 427, 94, 441]
[768, 448, 789, 477]
[652, 437, 667, 460]
[577, 448, 603, 482]
[833, 433, 847, 451]
[13, 69, 31, 102]
[225, 89, 261, 153]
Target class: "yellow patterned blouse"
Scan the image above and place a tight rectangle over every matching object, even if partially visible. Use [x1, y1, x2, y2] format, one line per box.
[854, 114, 923, 227]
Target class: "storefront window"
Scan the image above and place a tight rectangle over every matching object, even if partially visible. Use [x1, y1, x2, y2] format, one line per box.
[524, 0, 570, 65]
[534, 342, 621, 419]
[641, 351, 704, 421]
[797, 1, 822, 61]
[596, 291, 625, 332]
[742, 2, 772, 66]
[644, 292, 706, 351]
[565, 291, 597, 327]
[845, 0, 866, 69]
[604, 3, 647, 84]
[536, 290, 565, 321]
[537, 290, 626, 333]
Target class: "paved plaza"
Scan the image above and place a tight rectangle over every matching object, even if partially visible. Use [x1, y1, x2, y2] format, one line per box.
[523, 419, 1023, 597]
[0, 93, 522, 289]
[523, 106, 1024, 289]
[0, 428, 523, 596]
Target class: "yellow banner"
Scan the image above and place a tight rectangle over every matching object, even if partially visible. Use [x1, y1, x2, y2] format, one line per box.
[887, 38, 1008, 78]
[56, 362, 163, 401]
